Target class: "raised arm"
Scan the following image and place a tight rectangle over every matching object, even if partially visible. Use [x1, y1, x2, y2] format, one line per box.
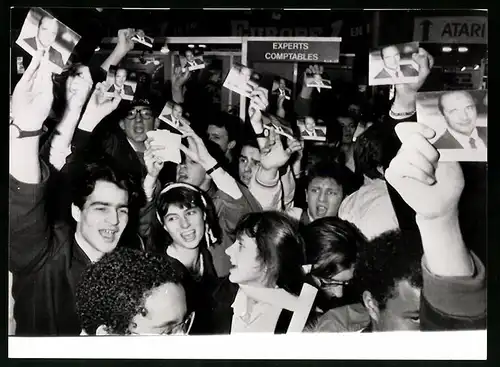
[385, 122, 486, 330]
[100, 28, 137, 73]
[48, 65, 93, 170]
[9, 52, 55, 273]
[178, 125, 243, 200]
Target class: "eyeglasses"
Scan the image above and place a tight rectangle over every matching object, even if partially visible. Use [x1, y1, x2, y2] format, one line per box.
[126, 108, 153, 120]
[160, 312, 195, 336]
[316, 277, 350, 288]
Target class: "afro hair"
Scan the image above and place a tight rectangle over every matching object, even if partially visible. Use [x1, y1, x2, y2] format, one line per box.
[76, 247, 188, 335]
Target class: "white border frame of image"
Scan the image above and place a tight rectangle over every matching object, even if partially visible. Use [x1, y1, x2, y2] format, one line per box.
[368, 41, 420, 86]
[297, 120, 327, 142]
[416, 89, 487, 162]
[15, 7, 81, 74]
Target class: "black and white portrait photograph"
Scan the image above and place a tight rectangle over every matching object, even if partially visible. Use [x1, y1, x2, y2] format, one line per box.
[181, 49, 206, 71]
[416, 89, 487, 162]
[223, 62, 263, 99]
[15, 7, 81, 73]
[131, 32, 154, 48]
[104, 66, 137, 101]
[297, 116, 327, 141]
[368, 41, 420, 86]
[306, 74, 332, 90]
[158, 100, 189, 133]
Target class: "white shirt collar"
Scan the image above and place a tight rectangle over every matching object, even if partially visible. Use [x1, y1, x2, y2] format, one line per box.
[448, 127, 483, 149]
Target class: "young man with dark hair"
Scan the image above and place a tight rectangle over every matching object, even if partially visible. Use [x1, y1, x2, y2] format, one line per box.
[9, 58, 143, 335]
[206, 110, 241, 164]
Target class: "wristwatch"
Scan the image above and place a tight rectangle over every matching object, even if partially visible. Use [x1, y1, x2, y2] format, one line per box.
[10, 123, 44, 139]
[255, 128, 270, 139]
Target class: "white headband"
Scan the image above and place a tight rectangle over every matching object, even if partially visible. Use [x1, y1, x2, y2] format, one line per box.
[156, 182, 217, 246]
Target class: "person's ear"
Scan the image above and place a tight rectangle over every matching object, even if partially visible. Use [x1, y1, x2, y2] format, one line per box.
[227, 140, 236, 151]
[377, 165, 385, 177]
[362, 290, 380, 323]
[96, 325, 112, 335]
[119, 120, 126, 131]
[71, 204, 81, 223]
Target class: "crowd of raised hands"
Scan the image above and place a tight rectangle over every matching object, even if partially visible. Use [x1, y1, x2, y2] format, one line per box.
[9, 27, 486, 337]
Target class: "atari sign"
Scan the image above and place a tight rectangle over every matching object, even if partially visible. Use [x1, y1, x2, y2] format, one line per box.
[413, 16, 487, 44]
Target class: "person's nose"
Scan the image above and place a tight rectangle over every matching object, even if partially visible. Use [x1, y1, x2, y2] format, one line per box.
[180, 216, 190, 229]
[106, 209, 119, 226]
[332, 286, 344, 298]
[318, 190, 328, 203]
[225, 241, 237, 256]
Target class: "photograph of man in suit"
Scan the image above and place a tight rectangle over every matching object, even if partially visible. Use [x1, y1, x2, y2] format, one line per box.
[433, 90, 487, 150]
[374, 45, 418, 80]
[107, 68, 134, 96]
[23, 15, 64, 69]
[161, 103, 184, 130]
[184, 50, 204, 68]
[301, 117, 326, 138]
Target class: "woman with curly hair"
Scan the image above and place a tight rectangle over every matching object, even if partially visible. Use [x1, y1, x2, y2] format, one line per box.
[76, 247, 193, 335]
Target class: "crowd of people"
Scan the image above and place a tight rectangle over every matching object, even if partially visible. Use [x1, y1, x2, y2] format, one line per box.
[9, 26, 486, 336]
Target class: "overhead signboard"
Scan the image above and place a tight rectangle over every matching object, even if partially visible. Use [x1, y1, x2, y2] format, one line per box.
[413, 16, 487, 44]
[247, 39, 341, 63]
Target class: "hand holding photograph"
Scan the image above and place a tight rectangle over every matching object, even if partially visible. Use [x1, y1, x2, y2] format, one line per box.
[146, 130, 182, 163]
[368, 41, 420, 86]
[15, 7, 81, 74]
[104, 66, 137, 101]
[297, 116, 327, 141]
[416, 89, 487, 162]
[223, 63, 263, 99]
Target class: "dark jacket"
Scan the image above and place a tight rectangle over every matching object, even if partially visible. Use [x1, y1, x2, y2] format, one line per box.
[200, 277, 293, 334]
[24, 37, 64, 69]
[301, 128, 326, 137]
[108, 84, 134, 97]
[433, 127, 487, 149]
[374, 64, 419, 79]
[10, 161, 90, 335]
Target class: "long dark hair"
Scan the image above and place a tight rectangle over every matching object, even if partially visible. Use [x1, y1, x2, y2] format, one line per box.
[234, 211, 305, 296]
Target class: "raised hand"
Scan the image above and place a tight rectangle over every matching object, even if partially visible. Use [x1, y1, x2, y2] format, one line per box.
[172, 66, 191, 89]
[248, 87, 269, 133]
[11, 50, 54, 131]
[385, 122, 464, 220]
[260, 128, 302, 171]
[395, 48, 434, 97]
[116, 28, 137, 54]
[78, 81, 122, 132]
[144, 138, 165, 179]
[65, 65, 93, 111]
[177, 123, 217, 170]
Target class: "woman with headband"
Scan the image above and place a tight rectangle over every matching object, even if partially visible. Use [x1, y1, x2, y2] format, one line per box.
[139, 140, 222, 333]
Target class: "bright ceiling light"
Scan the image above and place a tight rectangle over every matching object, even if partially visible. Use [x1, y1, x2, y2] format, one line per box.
[461, 66, 467, 71]
[458, 46, 469, 53]
[188, 44, 195, 48]
[442, 46, 452, 53]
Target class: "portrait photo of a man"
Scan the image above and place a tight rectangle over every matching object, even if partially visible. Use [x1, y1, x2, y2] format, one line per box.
[16, 7, 81, 73]
[182, 49, 205, 71]
[416, 89, 487, 162]
[433, 90, 487, 150]
[369, 42, 420, 86]
[299, 117, 327, 141]
[105, 66, 137, 101]
[159, 101, 185, 133]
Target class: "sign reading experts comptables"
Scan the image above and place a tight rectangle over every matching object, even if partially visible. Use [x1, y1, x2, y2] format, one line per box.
[247, 40, 341, 63]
